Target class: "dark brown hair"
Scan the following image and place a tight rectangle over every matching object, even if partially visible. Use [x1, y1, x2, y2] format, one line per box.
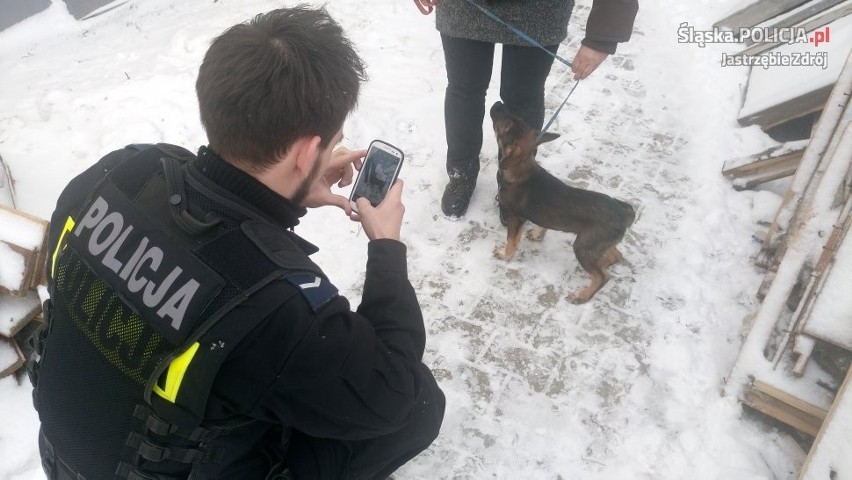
[196, 6, 365, 170]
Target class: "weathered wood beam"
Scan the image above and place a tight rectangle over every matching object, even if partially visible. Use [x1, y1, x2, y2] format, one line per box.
[722, 145, 805, 190]
[0, 336, 24, 379]
[755, 50, 852, 268]
[744, 379, 827, 436]
[739, 85, 833, 130]
[0, 204, 49, 295]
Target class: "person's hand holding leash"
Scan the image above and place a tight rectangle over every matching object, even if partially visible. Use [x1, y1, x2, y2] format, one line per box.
[571, 45, 608, 80]
[353, 180, 405, 241]
[301, 147, 366, 214]
[414, 0, 440, 15]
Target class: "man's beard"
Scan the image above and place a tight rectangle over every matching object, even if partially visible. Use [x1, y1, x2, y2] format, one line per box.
[290, 152, 323, 206]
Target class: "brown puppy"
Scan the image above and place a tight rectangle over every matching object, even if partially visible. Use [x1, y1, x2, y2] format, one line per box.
[490, 101, 635, 303]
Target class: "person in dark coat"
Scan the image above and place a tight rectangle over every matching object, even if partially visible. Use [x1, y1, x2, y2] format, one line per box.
[417, 0, 639, 217]
[31, 7, 444, 480]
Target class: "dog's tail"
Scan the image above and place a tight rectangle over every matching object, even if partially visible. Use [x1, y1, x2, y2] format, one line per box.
[617, 201, 636, 228]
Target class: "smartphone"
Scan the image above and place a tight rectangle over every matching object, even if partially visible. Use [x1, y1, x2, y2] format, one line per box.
[349, 140, 404, 213]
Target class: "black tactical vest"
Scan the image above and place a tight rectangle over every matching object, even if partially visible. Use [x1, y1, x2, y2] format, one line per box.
[32, 144, 323, 479]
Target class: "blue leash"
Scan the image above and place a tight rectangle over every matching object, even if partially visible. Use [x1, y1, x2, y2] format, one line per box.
[463, 0, 579, 143]
[538, 80, 579, 142]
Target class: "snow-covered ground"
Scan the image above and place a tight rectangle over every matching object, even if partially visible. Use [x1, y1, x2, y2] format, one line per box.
[0, 0, 831, 478]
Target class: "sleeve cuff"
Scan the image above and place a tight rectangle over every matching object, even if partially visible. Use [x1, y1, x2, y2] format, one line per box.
[581, 38, 618, 55]
[366, 239, 408, 276]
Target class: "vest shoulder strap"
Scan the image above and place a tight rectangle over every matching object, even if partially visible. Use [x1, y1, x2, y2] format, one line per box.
[104, 149, 326, 430]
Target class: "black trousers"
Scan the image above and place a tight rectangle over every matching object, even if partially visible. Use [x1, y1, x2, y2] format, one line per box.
[442, 33, 558, 181]
[285, 370, 445, 480]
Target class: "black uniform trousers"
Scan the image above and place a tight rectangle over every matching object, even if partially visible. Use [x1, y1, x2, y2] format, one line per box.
[442, 33, 559, 181]
[285, 368, 445, 480]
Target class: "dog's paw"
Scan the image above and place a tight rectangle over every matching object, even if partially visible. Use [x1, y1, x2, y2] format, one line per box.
[526, 227, 546, 242]
[568, 291, 592, 304]
[493, 245, 512, 261]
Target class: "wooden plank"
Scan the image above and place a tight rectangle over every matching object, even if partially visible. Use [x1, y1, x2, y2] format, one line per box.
[802, 196, 852, 350]
[792, 334, 817, 375]
[765, 125, 852, 368]
[0, 335, 24, 379]
[30, 220, 49, 290]
[0, 291, 41, 339]
[0, 204, 49, 294]
[744, 380, 828, 436]
[722, 141, 807, 174]
[771, 194, 852, 371]
[738, 84, 833, 130]
[722, 150, 803, 176]
[0, 203, 49, 235]
[738, 12, 852, 130]
[799, 366, 852, 479]
[0, 152, 14, 208]
[0, 240, 32, 296]
[734, 165, 800, 190]
[715, 0, 809, 32]
[723, 150, 804, 190]
[740, 3, 852, 56]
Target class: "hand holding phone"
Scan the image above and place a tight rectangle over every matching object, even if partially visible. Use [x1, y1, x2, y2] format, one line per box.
[348, 140, 404, 213]
[299, 146, 367, 213]
[354, 180, 405, 241]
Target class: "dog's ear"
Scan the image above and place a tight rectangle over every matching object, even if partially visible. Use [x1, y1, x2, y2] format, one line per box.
[537, 132, 560, 145]
[500, 145, 516, 160]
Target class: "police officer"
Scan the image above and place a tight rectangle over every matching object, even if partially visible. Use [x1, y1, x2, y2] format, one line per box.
[30, 7, 445, 479]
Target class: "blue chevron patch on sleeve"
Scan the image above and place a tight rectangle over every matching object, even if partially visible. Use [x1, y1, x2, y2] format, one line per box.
[286, 274, 338, 312]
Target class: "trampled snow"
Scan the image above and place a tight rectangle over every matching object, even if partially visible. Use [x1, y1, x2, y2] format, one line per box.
[750, 190, 784, 225]
[0, 0, 838, 478]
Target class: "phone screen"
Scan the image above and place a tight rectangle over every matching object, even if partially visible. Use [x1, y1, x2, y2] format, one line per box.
[351, 147, 402, 207]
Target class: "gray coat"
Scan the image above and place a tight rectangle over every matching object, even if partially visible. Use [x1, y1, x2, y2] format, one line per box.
[436, 0, 638, 54]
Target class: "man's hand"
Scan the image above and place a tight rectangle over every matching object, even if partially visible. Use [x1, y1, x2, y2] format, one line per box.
[300, 147, 366, 214]
[414, 0, 440, 15]
[571, 45, 609, 80]
[352, 180, 405, 241]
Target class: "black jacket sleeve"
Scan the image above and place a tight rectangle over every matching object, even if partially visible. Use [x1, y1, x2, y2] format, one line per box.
[249, 239, 434, 440]
[356, 240, 425, 361]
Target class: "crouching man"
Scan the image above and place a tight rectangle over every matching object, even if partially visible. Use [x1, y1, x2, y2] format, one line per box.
[29, 7, 444, 479]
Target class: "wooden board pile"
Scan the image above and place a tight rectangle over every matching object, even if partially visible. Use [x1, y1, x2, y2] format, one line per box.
[715, 0, 852, 131]
[724, 49, 852, 479]
[0, 204, 49, 379]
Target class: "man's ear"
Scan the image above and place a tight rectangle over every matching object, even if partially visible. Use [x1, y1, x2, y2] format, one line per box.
[536, 131, 560, 145]
[291, 135, 323, 175]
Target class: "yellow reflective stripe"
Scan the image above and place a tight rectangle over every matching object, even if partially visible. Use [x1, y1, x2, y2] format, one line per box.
[50, 216, 76, 278]
[152, 342, 200, 403]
